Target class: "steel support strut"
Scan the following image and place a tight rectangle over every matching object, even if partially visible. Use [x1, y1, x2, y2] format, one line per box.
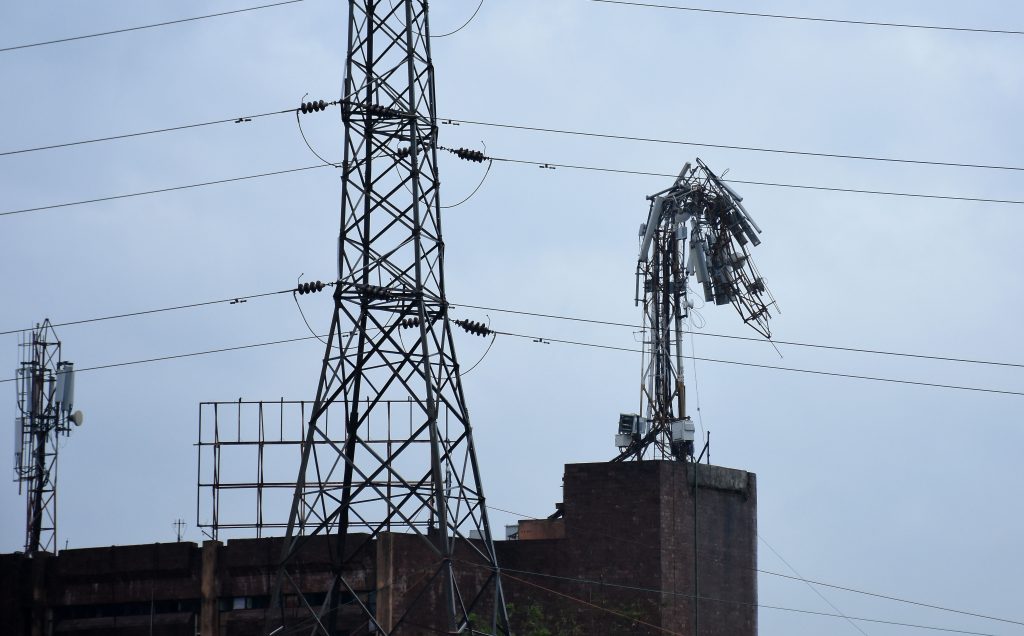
[267, 2, 509, 634]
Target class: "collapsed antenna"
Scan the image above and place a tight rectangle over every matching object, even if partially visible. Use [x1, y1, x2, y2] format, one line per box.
[615, 159, 777, 461]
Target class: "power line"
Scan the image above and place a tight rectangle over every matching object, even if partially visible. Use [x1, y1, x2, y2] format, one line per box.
[6, 153, 1024, 222]
[487, 504, 1024, 629]
[0, 335, 322, 384]
[760, 568, 1024, 629]
[492, 330, 1024, 397]
[5, 105, 1024, 179]
[0, 164, 330, 218]
[0, 0, 305, 54]
[449, 117, 1024, 173]
[1, 99, 339, 158]
[496, 566, 1004, 636]
[0, 287, 298, 337]
[498, 569, 684, 635]
[758, 535, 868, 636]
[452, 303, 1024, 369]
[2, 324, 1019, 398]
[722, 177, 1024, 206]
[586, 0, 1024, 37]
[432, 0, 486, 38]
[489, 155, 1024, 205]
[3, 289, 1021, 383]
[0, 107, 303, 158]
[4, 283, 1019, 371]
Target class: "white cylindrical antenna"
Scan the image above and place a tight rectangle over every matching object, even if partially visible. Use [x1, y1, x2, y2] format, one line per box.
[735, 211, 761, 246]
[55, 367, 66, 409]
[677, 224, 688, 278]
[674, 162, 692, 186]
[721, 181, 744, 203]
[56, 362, 75, 414]
[735, 200, 763, 234]
[13, 418, 23, 473]
[639, 197, 665, 262]
[690, 240, 710, 285]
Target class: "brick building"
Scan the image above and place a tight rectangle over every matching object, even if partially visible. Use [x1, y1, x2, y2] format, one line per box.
[1, 461, 756, 635]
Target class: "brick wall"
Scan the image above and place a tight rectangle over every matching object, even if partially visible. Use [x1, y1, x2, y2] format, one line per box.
[0, 461, 757, 636]
[500, 461, 757, 636]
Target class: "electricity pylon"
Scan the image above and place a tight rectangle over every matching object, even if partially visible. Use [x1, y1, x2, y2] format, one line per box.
[269, 2, 509, 634]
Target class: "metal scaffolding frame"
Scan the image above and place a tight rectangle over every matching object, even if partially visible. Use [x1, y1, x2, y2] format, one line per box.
[196, 399, 453, 540]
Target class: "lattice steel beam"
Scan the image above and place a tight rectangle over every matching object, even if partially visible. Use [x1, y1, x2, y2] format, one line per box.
[268, 3, 509, 635]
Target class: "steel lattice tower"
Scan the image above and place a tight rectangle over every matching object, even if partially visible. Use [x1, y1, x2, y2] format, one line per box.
[269, 2, 509, 634]
[14, 320, 77, 555]
[615, 160, 776, 462]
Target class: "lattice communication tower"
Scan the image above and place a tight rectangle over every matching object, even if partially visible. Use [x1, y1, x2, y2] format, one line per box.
[269, 2, 509, 635]
[615, 159, 777, 461]
[13, 320, 81, 555]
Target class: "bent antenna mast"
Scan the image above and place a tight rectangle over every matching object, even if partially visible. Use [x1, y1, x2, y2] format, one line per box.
[615, 159, 777, 461]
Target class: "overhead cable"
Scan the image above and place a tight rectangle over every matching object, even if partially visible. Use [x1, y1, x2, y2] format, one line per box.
[491, 330, 1024, 397]
[758, 534, 868, 636]
[496, 567, 1004, 636]
[760, 568, 1024, 628]
[0, 164, 331, 218]
[587, 0, 1024, 37]
[0, 335, 322, 384]
[295, 96, 343, 167]
[1, 327, 1020, 397]
[0, 102, 337, 158]
[497, 569, 683, 635]
[0, 0, 305, 54]
[4, 291, 1021, 371]
[486, 504, 1024, 629]
[432, 0, 486, 38]
[0, 287, 298, 337]
[448, 118, 1024, 173]
[5, 105, 1023, 176]
[10, 155, 1021, 223]
[487, 156, 1024, 205]
[452, 303, 1024, 369]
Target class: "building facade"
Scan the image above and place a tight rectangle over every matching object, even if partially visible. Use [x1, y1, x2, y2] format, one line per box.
[1, 461, 756, 635]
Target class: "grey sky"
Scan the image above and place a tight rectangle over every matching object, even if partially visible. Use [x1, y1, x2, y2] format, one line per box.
[2, 1, 1023, 634]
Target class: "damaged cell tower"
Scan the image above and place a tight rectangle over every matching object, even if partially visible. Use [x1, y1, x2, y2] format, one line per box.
[616, 159, 777, 461]
[13, 320, 82, 555]
[269, 2, 509, 635]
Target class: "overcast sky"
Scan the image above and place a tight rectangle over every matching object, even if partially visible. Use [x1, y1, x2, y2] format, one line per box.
[2, 1, 1023, 634]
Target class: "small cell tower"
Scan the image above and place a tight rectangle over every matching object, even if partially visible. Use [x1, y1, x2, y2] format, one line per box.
[616, 159, 777, 461]
[13, 320, 82, 555]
